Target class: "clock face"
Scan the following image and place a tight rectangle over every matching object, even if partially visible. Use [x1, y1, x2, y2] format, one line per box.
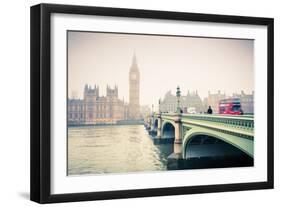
[131, 74, 137, 80]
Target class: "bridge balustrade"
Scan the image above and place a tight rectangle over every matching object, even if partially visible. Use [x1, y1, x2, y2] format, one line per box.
[181, 114, 254, 131]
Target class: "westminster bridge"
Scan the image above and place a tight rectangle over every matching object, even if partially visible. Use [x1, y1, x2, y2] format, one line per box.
[144, 112, 254, 169]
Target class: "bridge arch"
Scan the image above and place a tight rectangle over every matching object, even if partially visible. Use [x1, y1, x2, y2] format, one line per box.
[161, 121, 175, 139]
[182, 128, 253, 159]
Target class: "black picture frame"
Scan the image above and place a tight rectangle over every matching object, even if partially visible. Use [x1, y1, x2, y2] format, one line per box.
[30, 3, 274, 204]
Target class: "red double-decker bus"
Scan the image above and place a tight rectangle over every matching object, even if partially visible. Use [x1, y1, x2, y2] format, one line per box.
[219, 98, 243, 115]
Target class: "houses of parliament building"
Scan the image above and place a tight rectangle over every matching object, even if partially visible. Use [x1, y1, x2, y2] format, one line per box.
[68, 54, 141, 125]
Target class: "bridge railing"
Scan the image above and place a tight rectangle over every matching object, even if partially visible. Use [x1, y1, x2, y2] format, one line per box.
[181, 114, 254, 131]
[155, 113, 254, 131]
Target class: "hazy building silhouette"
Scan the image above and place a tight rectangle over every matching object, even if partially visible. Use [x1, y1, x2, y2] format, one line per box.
[160, 90, 204, 113]
[203, 91, 226, 113]
[203, 90, 254, 114]
[232, 91, 254, 114]
[68, 55, 141, 125]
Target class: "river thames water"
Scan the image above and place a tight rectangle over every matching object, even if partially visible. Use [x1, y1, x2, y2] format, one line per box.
[68, 125, 173, 175]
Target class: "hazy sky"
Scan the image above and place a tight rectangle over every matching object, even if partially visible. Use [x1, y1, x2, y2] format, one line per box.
[68, 31, 254, 107]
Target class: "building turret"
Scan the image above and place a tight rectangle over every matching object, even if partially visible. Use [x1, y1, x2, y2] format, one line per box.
[84, 84, 99, 99]
[106, 85, 118, 98]
[84, 84, 89, 92]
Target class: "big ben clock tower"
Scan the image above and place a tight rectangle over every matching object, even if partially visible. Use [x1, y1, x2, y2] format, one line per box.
[129, 53, 140, 120]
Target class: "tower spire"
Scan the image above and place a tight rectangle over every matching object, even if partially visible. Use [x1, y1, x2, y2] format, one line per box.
[131, 52, 138, 70]
[133, 52, 137, 63]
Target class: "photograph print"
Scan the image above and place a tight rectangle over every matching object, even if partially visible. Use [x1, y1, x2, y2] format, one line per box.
[67, 31, 254, 176]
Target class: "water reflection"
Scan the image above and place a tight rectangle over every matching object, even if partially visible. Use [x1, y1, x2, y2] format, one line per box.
[68, 125, 173, 175]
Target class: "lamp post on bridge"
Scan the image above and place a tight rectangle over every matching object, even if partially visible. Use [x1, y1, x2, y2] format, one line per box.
[174, 86, 183, 146]
[167, 88, 184, 169]
[176, 86, 181, 114]
[150, 104, 154, 130]
[158, 98, 161, 114]
[156, 98, 162, 138]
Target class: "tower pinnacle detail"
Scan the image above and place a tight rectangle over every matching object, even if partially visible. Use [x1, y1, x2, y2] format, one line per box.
[130, 53, 139, 71]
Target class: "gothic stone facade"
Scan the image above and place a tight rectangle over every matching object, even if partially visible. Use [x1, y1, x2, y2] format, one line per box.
[84, 85, 128, 124]
[68, 55, 140, 125]
[68, 99, 84, 124]
[68, 85, 128, 125]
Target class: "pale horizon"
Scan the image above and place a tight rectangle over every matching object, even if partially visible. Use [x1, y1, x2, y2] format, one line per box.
[68, 31, 254, 107]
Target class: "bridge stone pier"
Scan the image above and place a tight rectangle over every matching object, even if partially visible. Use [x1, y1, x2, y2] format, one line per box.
[145, 113, 254, 170]
[156, 113, 162, 138]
